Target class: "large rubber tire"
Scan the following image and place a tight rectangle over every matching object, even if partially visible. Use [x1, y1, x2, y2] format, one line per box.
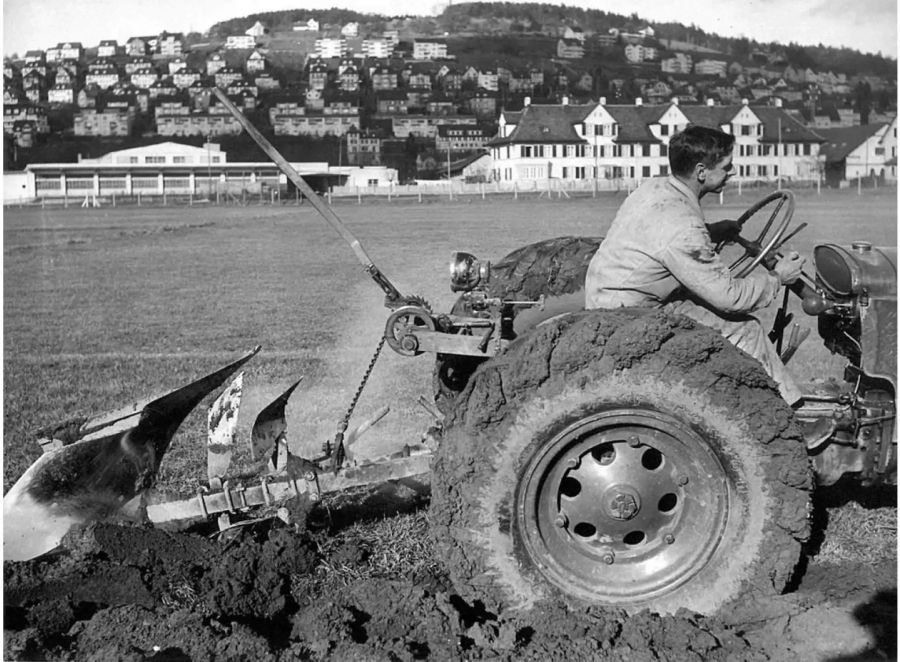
[430, 308, 812, 616]
[433, 236, 602, 414]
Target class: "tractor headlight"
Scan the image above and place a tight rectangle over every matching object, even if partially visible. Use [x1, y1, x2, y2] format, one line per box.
[449, 252, 491, 292]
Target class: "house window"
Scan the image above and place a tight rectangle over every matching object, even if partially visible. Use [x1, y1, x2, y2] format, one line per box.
[575, 166, 585, 179]
[804, 144, 813, 155]
[562, 167, 568, 178]
[642, 144, 651, 157]
[642, 166, 651, 177]
[145, 156, 165, 163]
[523, 145, 532, 157]
[173, 156, 186, 163]
[660, 144, 668, 157]
[741, 125, 752, 136]
[129, 156, 138, 163]
[660, 124, 669, 136]
[367, 178, 378, 186]
[759, 165, 767, 176]
[660, 165, 668, 176]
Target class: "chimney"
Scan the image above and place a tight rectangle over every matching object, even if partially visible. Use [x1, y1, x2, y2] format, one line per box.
[774, 97, 783, 108]
[635, 97, 643, 106]
[670, 97, 679, 106]
[561, 95, 569, 105]
[741, 98, 749, 105]
[706, 98, 715, 107]
[599, 96, 607, 105]
[524, 96, 531, 107]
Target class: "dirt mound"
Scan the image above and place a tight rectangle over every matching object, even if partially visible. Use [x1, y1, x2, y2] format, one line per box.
[4, 512, 894, 661]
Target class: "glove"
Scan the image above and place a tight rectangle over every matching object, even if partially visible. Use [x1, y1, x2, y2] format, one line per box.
[706, 219, 741, 244]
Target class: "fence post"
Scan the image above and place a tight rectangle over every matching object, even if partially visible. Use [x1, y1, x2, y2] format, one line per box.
[163, 192, 167, 206]
[137, 192, 141, 207]
[388, 183, 392, 202]
[817, 176, 821, 195]
[418, 189, 422, 203]
[738, 179, 742, 196]
[857, 176, 862, 196]
[514, 181, 518, 200]
[112, 193, 116, 207]
[481, 182, 485, 200]
[357, 186, 361, 205]
[64, 193, 68, 208]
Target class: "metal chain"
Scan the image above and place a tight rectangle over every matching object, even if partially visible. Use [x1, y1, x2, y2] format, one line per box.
[331, 335, 386, 472]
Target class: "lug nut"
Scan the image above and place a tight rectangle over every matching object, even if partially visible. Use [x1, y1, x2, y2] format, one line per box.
[664, 534, 675, 544]
[677, 475, 689, 486]
[566, 457, 580, 469]
[554, 515, 567, 528]
[603, 553, 615, 565]
[628, 435, 641, 448]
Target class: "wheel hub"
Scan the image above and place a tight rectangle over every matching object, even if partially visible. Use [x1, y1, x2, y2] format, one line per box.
[517, 409, 729, 605]
[604, 486, 640, 521]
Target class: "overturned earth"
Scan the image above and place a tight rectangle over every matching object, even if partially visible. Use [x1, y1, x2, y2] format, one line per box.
[4, 478, 896, 662]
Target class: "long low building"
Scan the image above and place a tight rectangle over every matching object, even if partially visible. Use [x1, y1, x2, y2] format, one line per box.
[9, 142, 398, 201]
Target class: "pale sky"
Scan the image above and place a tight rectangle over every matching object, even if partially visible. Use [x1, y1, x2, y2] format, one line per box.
[2, 0, 897, 60]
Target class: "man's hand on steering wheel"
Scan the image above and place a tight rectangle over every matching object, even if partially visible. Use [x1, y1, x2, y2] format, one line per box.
[771, 251, 805, 285]
[706, 219, 742, 244]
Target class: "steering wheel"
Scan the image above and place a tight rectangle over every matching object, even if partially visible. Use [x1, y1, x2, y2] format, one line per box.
[720, 191, 795, 278]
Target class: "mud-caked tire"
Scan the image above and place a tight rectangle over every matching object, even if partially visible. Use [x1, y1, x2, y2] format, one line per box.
[433, 236, 602, 415]
[429, 308, 812, 616]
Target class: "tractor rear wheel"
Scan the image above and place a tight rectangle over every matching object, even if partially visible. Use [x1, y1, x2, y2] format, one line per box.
[429, 308, 811, 616]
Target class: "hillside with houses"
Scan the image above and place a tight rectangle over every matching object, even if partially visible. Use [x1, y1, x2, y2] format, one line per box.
[3, 3, 897, 187]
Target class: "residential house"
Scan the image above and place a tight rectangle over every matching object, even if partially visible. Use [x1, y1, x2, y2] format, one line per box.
[413, 39, 448, 60]
[84, 61, 120, 89]
[438, 68, 463, 93]
[125, 57, 154, 75]
[477, 70, 499, 92]
[345, 128, 383, 165]
[48, 83, 76, 105]
[574, 72, 594, 93]
[293, 19, 320, 32]
[3, 103, 49, 134]
[324, 91, 360, 115]
[488, 97, 823, 184]
[407, 70, 433, 89]
[173, 67, 202, 89]
[157, 32, 184, 58]
[625, 44, 659, 63]
[338, 65, 361, 91]
[24, 82, 45, 104]
[305, 88, 325, 112]
[370, 66, 398, 91]
[5, 59, 21, 80]
[507, 70, 535, 94]
[204, 53, 226, 77]
[130, 65, 160, 89]
[271, 113, 358, 137]
[465, 88, 498, 120]
[214, 67, 244, 89]
[268, 95, 305, 125]
[314, 38, 346, 59]
[4, 82, 24, 106]
[98, 40, 118, 58]
[226, 78, 257, 98]
[47, 42, 83, 63]
[156, 111, 243, 137]
[435, 125, 492, 152]
[661, 53, 692, 75]
[557, 39, 585, 60]
[406, 87, 432, 110]
[375, 89, 409, 114]
[362, 38, 392, 59]
[426, 95, 457, 115]
[245, 21, 267, 39]
[154, 95, 191, 119]
[254, 72, 281, 91]
[226, 34, 256, 50]
[817, 122, 894, 185]
[77, 84, 102, 108]
[386, 114, 477, 138]
[341, 22, 359, 37]
[126, 37, 151, 57]
[309, 62, 330, 90]
[23, 50, 45, 68]
[695, 59, 729, 77]
[246, 50, 267, 73]
[563, 26, 586, 42]
[74, 108, 134, 136]
[21, 54, 47, 78]
[148, 77, 178, 99]
[167, 58, 188, 75]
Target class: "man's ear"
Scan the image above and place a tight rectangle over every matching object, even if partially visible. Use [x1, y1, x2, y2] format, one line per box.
[695, 162, 707, 182]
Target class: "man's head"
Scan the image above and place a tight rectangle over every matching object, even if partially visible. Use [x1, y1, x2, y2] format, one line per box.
[669, 125, 735, 196]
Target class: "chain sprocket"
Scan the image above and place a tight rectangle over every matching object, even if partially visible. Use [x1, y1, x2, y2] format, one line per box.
[385, 296, 435, 357]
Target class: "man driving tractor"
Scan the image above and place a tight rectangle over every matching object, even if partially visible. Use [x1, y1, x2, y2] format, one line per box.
[585, 124, 806, 405]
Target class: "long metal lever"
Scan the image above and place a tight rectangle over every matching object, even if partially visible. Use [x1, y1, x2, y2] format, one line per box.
[211, 88, 404, 304]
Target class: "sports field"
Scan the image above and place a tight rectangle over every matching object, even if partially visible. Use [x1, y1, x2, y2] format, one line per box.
[3, 187, 897, 493]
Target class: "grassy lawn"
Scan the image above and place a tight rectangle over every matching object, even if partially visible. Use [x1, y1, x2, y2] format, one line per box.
[4, 187, 897, 497]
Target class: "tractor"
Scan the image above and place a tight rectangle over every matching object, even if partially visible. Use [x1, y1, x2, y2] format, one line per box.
[4, 90, 895, 619]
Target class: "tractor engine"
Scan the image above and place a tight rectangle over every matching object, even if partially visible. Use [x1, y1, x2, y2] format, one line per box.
[798, 241, 897, 486]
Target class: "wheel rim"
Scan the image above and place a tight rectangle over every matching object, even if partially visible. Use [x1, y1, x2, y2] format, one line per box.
[517, 408, 730, 605]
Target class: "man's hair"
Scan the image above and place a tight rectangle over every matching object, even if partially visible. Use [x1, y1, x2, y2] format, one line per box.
[668, 125, 735, 176]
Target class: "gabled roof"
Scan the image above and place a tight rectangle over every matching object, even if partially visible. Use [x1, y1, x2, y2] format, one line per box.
[492, 103, 593, 145]
[605, 105, 662, 143]
[752, 106, 824, 143]
[816, 123, 888, 162]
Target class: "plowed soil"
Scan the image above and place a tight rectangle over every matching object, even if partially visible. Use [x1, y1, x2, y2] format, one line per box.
[4, 494, 895, 662]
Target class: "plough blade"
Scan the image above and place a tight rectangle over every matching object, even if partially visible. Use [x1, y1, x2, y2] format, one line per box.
[207, 373, 244, 483]
[3, 347, 261, 561]
[250, 379, 302, 461]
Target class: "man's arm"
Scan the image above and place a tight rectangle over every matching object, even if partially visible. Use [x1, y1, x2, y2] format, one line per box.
[661, 228, 781, 314]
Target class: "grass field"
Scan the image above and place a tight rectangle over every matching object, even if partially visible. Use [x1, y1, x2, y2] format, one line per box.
[3, 187, 897, 497]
